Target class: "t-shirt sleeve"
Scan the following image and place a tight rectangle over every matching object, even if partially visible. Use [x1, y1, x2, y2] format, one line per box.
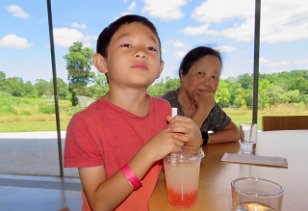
[157, 97, 172, 117]
[64, 113, 103, 168]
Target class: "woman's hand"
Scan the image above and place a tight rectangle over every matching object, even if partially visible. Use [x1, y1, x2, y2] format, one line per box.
[193, 88, 215, 112]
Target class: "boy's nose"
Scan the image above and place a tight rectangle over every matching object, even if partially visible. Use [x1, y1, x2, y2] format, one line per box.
[134, 48, 146, 58]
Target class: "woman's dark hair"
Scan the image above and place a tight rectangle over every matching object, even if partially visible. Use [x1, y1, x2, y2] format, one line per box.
[179, 46, 222, 78]
[96, 14, 161, 58]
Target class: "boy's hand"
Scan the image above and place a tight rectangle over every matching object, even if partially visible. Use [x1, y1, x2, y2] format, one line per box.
[167, 115, 202, 155]
[141, 128, 188, 162]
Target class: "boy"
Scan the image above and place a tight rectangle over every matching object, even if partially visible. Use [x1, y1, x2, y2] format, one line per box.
[64, 14, 202, 211]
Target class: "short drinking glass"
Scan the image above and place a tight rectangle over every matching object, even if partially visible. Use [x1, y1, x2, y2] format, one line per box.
[231, 177, 284, 211]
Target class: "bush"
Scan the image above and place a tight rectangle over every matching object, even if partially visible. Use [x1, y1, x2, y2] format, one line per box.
[39, 105, 55, 114]
[0, 104, 17, 115]
[20, 110, 32, 115]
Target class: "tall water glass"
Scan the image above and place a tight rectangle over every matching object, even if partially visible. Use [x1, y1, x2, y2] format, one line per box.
[240, 123, 258, 154]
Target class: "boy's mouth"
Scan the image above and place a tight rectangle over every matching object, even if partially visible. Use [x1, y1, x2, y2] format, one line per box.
[131, 63, 148, 70]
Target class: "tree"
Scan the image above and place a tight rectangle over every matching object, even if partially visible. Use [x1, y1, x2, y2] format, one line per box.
[5, 77, 24, 97]
[63, 42, 94, 106]
[238, 73, 253, 89]
[147, 77, 180, 96]
[34, 79, 49, 97]
[0, 71, 6, 80]
[258, 79, 271, 109]
[23, 81, 37, 97]
[216, 80, 231, 107]
[89, 72, 109, 99]
[281, 90, 301, 103]
[267, 85, 284, 104]
[49, 78, 69, 100]
[0, 71, 7, 94]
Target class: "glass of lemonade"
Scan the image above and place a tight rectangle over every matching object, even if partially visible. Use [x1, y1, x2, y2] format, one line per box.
[231, 177, 284, 211]
[163, 150, 204, 207]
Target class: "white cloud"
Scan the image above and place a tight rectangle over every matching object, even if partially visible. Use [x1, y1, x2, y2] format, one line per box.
[192, 0, 253, 23]
[182, 24, 212, 35]
[174, 50, 186, 58]
[142, 0, 188, 21]
[0, 34, 31, 49]
[260, 56, 308, 73]
[220, 20, 254, 42]
[215, 45, 235, 53]
[295, 58, 308, 66]
[260, 0, 308, 43]
[186, 0, 308, 44]
[53, 28, 93, 48]
[5, 5, 29, 18]
[166, 40, 191, 59]
[128, 1, 137, 11]
[260, 57, 289, 69]
[167, 40, 187, 48]
[71, 22, 87, 29]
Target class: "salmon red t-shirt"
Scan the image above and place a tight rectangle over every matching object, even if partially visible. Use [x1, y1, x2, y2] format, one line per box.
[64, 96, 171, 211]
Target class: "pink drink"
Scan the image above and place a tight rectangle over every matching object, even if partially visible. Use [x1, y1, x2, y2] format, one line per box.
[163, 150, 204, 207]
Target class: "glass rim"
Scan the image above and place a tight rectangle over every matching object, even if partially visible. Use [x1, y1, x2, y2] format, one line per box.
[240, 123, 258, 127]
[164, 149, 205, 162]
[231, 177, 284, 197]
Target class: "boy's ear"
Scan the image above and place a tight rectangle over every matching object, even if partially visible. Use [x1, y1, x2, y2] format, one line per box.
[156, 60, 165, 79]
[93, 53, 108, 73]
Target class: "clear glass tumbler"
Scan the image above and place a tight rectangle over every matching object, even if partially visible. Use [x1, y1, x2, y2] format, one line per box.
[231, 177, 284, 211]
[163, 150, 205, 207]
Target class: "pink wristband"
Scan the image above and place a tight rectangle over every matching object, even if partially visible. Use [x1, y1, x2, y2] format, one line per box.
[121, 164, 142, 190]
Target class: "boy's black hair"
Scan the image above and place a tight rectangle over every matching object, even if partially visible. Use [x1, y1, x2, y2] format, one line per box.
[96, 14, 162, 58]
[179, 46, 222, 78]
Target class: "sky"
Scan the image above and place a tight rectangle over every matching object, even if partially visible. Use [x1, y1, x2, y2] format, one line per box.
[1, 0, 308, 83]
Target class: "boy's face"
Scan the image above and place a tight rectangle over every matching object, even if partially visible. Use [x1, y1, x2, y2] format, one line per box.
[102, 22, 164, 88]
[181, 55, 221, 97]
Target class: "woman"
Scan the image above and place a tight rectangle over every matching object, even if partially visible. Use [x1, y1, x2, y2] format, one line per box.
[162, 46, 240, 144]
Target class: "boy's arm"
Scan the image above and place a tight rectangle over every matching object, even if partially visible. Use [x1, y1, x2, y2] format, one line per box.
[79, 151, 154, 211]
[79, 128, 189, 211]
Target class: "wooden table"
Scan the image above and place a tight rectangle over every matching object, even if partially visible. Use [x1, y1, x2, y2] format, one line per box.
[149, 130, 308, 211]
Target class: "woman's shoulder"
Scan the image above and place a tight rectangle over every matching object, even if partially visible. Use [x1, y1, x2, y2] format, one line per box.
[161, 90, 177, 100]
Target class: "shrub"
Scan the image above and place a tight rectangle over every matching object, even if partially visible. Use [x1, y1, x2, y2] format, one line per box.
[20, 110, 32, 115]
[39, 105, 55, 114]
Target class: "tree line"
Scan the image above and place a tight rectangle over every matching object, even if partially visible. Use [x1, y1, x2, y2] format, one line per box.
[0, 42, 307, 109]
[1, 68, 307, 109]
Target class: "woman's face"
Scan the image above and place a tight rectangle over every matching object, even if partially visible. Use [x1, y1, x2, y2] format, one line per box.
[180, 55, 221, 97]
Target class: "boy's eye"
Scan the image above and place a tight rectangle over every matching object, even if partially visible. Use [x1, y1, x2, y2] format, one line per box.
[120, 43, 132, 48]
[147, 46, 157, 52]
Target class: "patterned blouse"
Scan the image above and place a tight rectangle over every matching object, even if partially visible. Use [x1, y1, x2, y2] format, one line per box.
[162, 90, 231, 132]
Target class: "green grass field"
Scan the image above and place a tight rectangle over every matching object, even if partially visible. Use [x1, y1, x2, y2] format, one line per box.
[0, 95, 307, 132]
[0, 95, 79, 132]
